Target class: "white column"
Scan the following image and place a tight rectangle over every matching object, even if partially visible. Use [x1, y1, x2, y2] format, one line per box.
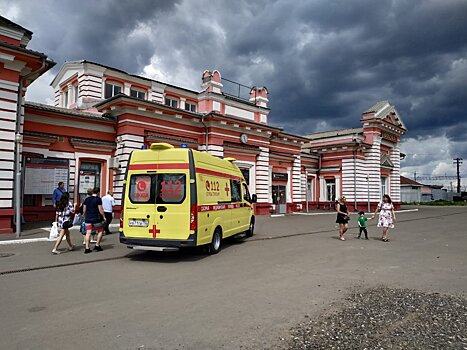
[124, 82, 131, 96]
[292, 155, 302, 202]
[255, 147, 270, 203]
[67, 84, 73, 106]
[180, 97, 186, 110]
[319, 177, 326, 201]
[286, 167, 292, 202]
[390, 143, 401, 202]
[335, 175, 341, 200]
[101, 77, 106, 99]
[365, 136, 382, 202]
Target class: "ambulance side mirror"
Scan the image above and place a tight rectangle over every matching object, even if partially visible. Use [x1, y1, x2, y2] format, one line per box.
[251, 194, 257, 203]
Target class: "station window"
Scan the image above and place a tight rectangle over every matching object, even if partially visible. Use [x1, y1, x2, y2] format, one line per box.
[130, 89, 146, 100]
[74, 84, 79, 103]
[381, 177, 388, 198]
[185, 102, 196, 112]
[105, 82, 122, 99]
[64, 90, 69, 107]
[325, 179, 336, 202]
[165, 97, 178, 108]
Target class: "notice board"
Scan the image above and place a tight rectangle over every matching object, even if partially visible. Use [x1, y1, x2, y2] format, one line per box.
[24, 157, 69, 195]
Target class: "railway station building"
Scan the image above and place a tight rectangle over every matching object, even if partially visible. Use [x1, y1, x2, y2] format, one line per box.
[0, 16, 406, 233]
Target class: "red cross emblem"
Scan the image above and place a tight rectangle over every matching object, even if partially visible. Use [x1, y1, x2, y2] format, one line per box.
[149, 224, 160, 238]
[225, 183, 230, 196]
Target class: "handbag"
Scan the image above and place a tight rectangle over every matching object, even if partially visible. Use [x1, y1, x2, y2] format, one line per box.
[62, 220, 73, 230]
[49, 222, 59, 240]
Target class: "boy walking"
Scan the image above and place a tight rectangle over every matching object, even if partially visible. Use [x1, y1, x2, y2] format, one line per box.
[357, 211, 372, 239]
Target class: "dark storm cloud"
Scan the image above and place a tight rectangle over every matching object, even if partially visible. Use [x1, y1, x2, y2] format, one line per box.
[14, 0, 179, 73]
[7, 0, 467, 162]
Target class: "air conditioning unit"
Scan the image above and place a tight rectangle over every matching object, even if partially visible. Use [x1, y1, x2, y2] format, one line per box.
[109, 157, 119, 169]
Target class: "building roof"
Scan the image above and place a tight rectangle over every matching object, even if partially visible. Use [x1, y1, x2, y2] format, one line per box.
[0, 40, 52, 59]
[25, 101, 115, 122]
[400, 175, 422, 186]
[0, 15, 33, 38]
[363, 100, 390, 114]
[304, 127, 363, 140]
[57, 60, 199, 95]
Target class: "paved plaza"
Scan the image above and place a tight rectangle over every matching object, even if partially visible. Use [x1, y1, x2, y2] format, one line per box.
[0, 206, 466, 349]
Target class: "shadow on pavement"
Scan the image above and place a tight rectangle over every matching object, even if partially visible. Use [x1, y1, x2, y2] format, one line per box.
[126, 237, 246, 263]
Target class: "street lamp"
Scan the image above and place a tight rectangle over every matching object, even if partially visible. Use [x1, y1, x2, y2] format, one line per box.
[366, 174, 370, 213]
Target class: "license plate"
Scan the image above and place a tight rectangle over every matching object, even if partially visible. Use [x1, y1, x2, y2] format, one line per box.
[128, 219, 149, 227]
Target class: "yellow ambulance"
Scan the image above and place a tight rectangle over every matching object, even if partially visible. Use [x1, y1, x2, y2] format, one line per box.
[119, 143, 257, 254]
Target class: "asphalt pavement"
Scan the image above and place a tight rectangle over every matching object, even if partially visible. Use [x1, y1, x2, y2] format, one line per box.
[0, 206, 466, 349]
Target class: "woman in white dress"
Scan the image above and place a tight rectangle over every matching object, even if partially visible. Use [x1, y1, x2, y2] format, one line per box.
[372, 194, 396, 242]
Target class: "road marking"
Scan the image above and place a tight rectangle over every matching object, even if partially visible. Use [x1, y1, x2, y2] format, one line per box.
[0, 237, 53, 245]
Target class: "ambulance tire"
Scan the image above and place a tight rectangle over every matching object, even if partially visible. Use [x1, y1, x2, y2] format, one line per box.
[245, 218, 255, 238]
[207, 227, 222, 255]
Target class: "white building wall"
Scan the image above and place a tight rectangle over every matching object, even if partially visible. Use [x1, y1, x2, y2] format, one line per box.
[365, 136, 382, 202]
[0, 79, 18, 209]
[113, 134, 144, 206]
[342, 157, 371, 202]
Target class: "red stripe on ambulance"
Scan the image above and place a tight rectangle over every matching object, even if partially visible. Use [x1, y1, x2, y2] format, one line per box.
[128, 163, 189, 170]
[195, 167, 242, 181]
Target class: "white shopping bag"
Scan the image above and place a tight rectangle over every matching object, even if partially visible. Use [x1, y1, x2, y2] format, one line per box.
[49, 222, 59, 240]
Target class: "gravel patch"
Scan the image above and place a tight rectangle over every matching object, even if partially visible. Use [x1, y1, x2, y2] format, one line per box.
[287, 286, 467, 349]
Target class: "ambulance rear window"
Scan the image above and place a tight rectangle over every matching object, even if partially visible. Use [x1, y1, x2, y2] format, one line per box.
[129, 173, 186, 204]
[129, 174, 155, 203]
[156, 174, 186, 204]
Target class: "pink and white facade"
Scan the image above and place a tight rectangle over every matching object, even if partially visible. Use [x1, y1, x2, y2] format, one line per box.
[0, 15, 407, 233]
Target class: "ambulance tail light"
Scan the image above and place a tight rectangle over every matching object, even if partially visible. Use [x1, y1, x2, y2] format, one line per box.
[190, 204, 197, 230]
[120, 209, 124, 229]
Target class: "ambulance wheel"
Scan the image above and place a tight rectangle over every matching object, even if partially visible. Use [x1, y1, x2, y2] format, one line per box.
[208, 228, 222, 255]
[245, 218, 255, 238]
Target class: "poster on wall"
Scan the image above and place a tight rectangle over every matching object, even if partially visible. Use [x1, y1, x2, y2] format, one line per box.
[79, 171, 96, 194]
[24, 158, 69, 195]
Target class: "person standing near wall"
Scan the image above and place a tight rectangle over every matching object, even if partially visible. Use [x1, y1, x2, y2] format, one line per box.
[102, 191, 115, 235]
[52, 181, 66, 208]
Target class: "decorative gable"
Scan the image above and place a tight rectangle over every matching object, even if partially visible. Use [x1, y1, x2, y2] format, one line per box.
[363, 100, 407, 132]
[381, 153, 394, 168]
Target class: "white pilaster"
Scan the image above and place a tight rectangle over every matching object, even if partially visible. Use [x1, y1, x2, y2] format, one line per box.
[255, 147, 270, 203]
[124, 82, 131, 96]
[292, 155, 302, 202]
[390, 143, 401, 202]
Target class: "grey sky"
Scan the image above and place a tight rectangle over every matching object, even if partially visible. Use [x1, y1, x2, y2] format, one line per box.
[2, 0, 466, 182]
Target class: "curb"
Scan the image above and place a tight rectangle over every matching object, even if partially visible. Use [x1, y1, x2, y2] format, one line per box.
[0, 224, 121, 246]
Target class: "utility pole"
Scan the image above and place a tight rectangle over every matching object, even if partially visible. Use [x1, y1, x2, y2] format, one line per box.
[414, 171, 417, 182]
[453, 158, 463, 193]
